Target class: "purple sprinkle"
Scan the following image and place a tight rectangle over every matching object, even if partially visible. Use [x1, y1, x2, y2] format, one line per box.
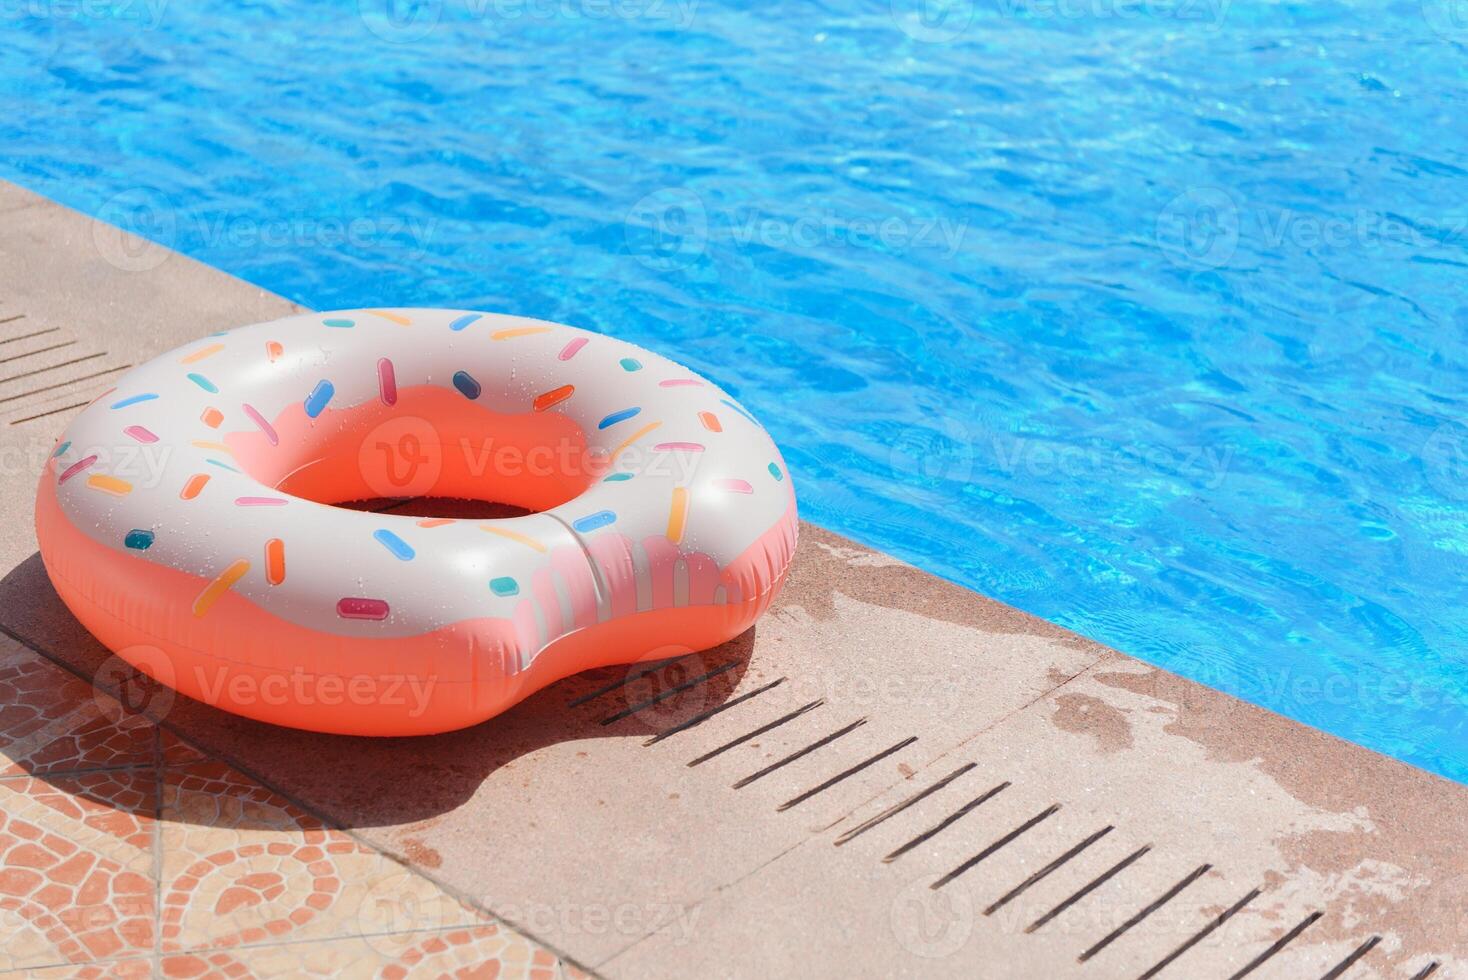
[241, 404, 279, 446]
[58, 455, 98, 484]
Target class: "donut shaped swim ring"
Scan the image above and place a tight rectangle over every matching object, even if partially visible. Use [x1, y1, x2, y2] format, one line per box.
[35, 309, 797, 735]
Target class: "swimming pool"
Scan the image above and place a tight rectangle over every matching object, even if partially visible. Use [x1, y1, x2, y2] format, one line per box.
[4, 1, 1466, 781]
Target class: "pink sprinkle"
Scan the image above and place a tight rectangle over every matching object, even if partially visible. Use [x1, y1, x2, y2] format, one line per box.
[559, 337, 588, 361]
[235, 496, 288, 507]
[378, 357, 398, 406]
[58, 455, 98, 484]
[653, 442, 706, 452]
[123, 425, 158, 444]
[715, 478, 754, 494]
[338, 597, 390, 620]
[241, 404, 278, 446]
[659, 379, 703, 387]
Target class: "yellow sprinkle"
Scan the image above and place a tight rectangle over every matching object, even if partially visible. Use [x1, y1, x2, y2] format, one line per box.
[490, 326, 552, 341]
[480, 525, 548, 553]
[610, 421, 662, 462]
[667, 487, 688, 544]
[367, 309, 413, 325]
[86, 474, 133, 496]
[193, 559, 250, 618]
[180, 343, 224, 364]
[190, 440, 233, 455]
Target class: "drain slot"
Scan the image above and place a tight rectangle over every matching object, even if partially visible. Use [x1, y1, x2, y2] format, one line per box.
[733, 717, 867, 789]
[932, 803, 1061, 890]
[0, 340, 75, 365]
[986, 825, 1114, 917]
[687, 699, 823, 767]
[834, 762, 977, 846]
[1027, 844, 1151, 934]
[1408, 962, 1441, 980]
[599, 660, 739, 725]
[1318, 935, 1380, 980]
[1078, 862, 1211, 963]
[1227, 911, 1323, 979]
[0, 327, 59, 345]
[1136, 887, 1259, 980]
[778, 736, 917, 812]
[644, 676, 785, 746]
[884, 781, 1011, 864]
[0, 364, 131, 405]
[567, 656, 688, 708]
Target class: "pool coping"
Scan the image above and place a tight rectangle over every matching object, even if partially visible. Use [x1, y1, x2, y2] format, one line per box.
[0, 178, 1463, 978]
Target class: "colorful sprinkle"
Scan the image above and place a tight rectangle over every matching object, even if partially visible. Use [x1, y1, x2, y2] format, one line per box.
[598, 407, 641, 430]
[265, 341, 284, 362]
[453, 370, 481, 400]
[368, 309, 412, 325]
[186, 373, 219, 394]
[86, 474, 132, 496]
[491, 326, 551, 340]
[619, 358, 642, 372]
[533, 385, 574, 412]
[667, 487, 688, 544]
[722, 399, 757, 424]
[660, 379, 703, 388]
[235, 496, 288, 507]
[265, 538, 286, 585]
[305, 380, 335, 418]
[378, 358, 398, 406]
[323, 318, 355, 328]
[124, 529, 155, 550]
[768, 462, 783, 481]
[181, 474, 210, 500]
[193, 559, 250, 618]
[572, 510, 616, 533]
[481, 525, 547, 553]
[654, 442, 705, 452]
[611, 421, 662, 461]
[373, 528, 416, 560]
[88, 388, 117, 408]
[603, 472, 633, 483]
[123, 425, 157, 444]
[58, 455, 97, 484]
[416, 518, 455, 528]
[110, 393, 158, 410]
[51, 441, 70, 458]
[191, 440, 233, 455]
[489, 576, 519, 597]
[200, 407, 224, 428]
[206, 458, 239, 473]
[716, 478, 754, 494]
[242, 404, 278, 446]
[449, 313, 482, 332]
[337, 597, 390, 621]
[700, 412, 723, 433]
[180, 343, 224, 365]
[559, 337, 589, 360]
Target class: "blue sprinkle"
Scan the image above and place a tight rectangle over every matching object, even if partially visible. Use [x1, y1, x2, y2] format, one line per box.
[206, 458, 240, 472]
[768, 462, 783, 481]
[453, 370, 481, 399]
[373, 528, 415, 561]
[186, 373, 219, 393]
[603, 472, 633, 483]
[597, 407, 641, 430]
[52, 441, 71, 458]
[323, 317, 355, 328]
[304, 380, 335, 418]
[110, 393, 158, 410]
[721, 398, 756, 424]
[619, 358, 642, 372]
[449, 313, 482, 332]
[124, 529, 155, 550]
[489, 576, 519, 597]
[572, 510, 617, 533]
[209, 330, 229, 337]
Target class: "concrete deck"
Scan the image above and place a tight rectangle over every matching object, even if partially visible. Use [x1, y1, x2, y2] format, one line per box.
[0, 179, 1464, 978]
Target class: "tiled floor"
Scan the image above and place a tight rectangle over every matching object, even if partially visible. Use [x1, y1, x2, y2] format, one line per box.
[0, 633, 583, 979]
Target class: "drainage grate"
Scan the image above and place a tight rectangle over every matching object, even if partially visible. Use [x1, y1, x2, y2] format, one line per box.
[0, 310, 130, 428]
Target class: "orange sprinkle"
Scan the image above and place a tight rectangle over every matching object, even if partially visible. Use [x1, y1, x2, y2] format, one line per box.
[180, 342, 224, 364]
[190, 440, 232, 455]
[193, 559, 250, 618]
[667, 487, 688, 544]
[200, 407, 224, 428]
[264, 539, 286, 585]
[368, 309, 413, 325]
[481, 525, 547, 553]
[699, 411, 722, 433]
[491, 326, 551, 341]
[610, 421, 662, 462]
[265, 341, 284, 362]
[86, 474, 132, 496]
[533, 385, 574, 412]
[416, 518, 456, 528]
[181, 474, 210, 500]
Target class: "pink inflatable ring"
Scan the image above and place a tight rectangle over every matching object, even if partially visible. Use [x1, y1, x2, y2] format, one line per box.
[35, 309, 798, 735]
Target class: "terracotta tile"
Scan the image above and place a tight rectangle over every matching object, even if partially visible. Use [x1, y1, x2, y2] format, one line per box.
[0, 770, 156, 874]
[15, 958, 153, 979]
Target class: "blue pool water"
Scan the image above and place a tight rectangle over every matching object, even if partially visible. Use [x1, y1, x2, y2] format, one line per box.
[4, 1, 1467, 780]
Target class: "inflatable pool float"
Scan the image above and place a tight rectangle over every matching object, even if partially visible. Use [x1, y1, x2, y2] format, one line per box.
[35, 309, 798, 735]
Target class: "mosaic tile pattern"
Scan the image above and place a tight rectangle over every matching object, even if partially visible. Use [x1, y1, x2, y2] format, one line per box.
[0, 634, 585, 978]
